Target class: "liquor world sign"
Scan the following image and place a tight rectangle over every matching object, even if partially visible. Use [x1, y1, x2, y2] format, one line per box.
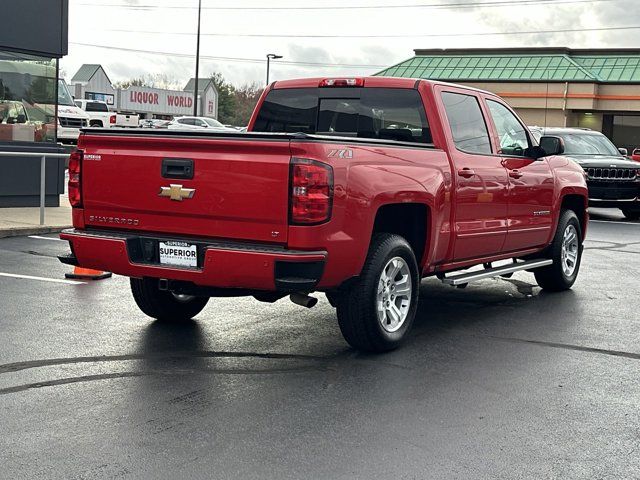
[118, 86, 197, 115]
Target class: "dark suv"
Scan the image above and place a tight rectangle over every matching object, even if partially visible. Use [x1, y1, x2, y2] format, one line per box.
[531, 127, 640, 220]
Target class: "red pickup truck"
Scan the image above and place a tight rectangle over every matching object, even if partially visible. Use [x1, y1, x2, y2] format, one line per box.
[59, 77, 588, 352]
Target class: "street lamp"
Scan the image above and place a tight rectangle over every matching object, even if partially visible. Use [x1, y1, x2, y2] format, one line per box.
[193, 0, 202, 116]
[266, 53, 283, 85]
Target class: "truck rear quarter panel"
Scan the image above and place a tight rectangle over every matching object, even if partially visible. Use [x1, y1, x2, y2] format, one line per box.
[288, 140, 451, 287]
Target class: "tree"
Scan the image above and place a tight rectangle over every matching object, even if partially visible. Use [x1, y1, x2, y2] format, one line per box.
[228, 82, 263, 126]
[113, 77, 146, 89]
[113, 74, 181, 90]
[209, 72, 236, 124]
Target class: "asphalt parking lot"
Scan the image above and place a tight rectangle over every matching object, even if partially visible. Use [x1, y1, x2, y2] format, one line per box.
[0, 208, 639, 480]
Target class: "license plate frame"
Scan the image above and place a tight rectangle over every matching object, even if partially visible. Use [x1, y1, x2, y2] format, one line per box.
[159, 241, 198, 268]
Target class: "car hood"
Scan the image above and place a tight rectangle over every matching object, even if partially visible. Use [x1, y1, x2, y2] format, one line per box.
[564, 155, 639, 168]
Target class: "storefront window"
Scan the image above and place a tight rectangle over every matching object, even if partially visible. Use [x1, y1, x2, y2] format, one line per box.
[0, 51, 57, 143]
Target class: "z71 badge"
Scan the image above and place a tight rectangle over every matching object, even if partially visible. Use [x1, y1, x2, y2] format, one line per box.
[328, 149, 353, 159]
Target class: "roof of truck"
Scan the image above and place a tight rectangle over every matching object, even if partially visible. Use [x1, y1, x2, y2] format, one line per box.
[271, 76, 496, 97]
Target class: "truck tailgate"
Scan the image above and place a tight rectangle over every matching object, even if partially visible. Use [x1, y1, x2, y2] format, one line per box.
[79, 133, 291, 243]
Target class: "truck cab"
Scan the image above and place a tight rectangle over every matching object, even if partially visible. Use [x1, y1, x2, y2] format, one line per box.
[74, 99, 114, 128]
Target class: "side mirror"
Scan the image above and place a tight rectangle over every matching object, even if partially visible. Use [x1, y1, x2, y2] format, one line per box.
[16, 114, 26, 124]
[618, 147, 628, 156]
[539, 136, 565, 157]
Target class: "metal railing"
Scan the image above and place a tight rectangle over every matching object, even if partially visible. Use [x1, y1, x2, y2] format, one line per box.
[0, 150, 70, 225]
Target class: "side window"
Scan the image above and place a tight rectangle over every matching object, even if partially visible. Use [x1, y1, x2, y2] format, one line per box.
[487, 100, 529, 156]
[179, 118, 194, 125]
[441, 92, 492, 154]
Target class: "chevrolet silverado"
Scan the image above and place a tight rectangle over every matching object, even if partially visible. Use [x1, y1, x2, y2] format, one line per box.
[59, 77, 588, 352]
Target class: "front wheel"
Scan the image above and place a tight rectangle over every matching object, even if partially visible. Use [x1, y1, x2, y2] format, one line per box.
[336, 233, 419, 353]
[534, 210, 583, 291]
[621, 208, 640, 220]
[130, 278, 209, 321]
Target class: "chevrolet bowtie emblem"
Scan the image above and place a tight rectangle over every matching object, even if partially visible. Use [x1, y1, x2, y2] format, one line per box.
[158, 184, 195, 201]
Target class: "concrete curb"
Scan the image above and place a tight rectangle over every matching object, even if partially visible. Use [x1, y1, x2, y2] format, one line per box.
[0, 225, 72, 239]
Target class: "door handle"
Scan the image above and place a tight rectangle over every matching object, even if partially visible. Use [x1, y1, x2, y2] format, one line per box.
[458, 168, 475, 178]
[162, 158, 194, 179]
[509, 169, 523, 179]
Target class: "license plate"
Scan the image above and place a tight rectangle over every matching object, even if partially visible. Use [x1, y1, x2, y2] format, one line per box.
[159, 241, 197, 267]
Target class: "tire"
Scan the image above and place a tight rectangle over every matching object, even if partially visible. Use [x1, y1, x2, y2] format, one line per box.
[336, 233, 420, 353]
[534, 209, 583, 291]
[130, 278, 209, 321]
[621, 209, 640, 220]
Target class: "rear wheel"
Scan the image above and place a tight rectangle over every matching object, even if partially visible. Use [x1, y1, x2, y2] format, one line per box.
[130, 278, 209, 321]
[336, 233, 419, 353]
[534, 210, 583, 291]
[621, 208, 640, 220]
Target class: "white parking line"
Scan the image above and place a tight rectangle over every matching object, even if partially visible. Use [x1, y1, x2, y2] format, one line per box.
[28, 235, 65, 242]
[590, 220, 640, 226]
[0, 272, 84, 285]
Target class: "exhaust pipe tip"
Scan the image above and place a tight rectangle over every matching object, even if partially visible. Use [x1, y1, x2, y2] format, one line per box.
[289, 293, 318, 309]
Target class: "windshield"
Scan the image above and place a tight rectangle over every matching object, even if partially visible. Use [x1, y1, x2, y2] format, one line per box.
[57, 80, 75, 106]
[556, 132, 620, 156]
[204, 117, 224, 128]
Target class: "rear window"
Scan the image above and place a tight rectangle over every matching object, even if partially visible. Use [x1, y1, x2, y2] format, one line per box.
[253, 88, 431, 143]
[85, 101, 108, 112]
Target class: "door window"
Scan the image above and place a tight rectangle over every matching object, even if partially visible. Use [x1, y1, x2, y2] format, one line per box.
[441, 92, 492, 154]
[487, 100, 529, 156]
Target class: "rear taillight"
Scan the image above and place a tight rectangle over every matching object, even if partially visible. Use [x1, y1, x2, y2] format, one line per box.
[319, 78, 364, 87]
[109, 115, 116, 124]
[290, 158, 333, 225]
[68, 149, 82, 207]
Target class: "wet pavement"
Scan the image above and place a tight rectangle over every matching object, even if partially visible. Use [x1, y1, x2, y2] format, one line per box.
[0, 208, 639, 479]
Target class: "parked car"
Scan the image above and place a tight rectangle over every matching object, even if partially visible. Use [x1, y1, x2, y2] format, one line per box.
[139, 119, 170, 129]
[168, 116, 234, 131]
[60, 77, 588, 352]
[631, 148, 640, 162]
[531, 127, 640, 220]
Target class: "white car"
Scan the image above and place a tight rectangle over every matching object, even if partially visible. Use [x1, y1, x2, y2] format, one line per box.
[168, 116, 234, 131]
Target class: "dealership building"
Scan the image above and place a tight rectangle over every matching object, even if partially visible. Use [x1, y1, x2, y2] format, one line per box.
[69, 64, 219, 119]
[377, 48, 640, 151]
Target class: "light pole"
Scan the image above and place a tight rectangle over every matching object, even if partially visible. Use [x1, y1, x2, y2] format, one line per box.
[266, 53, 283, 85]
[193, 0, 202, 116]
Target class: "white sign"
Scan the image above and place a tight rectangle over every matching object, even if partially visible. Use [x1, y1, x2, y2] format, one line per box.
[118, 86, 198, 116]
[159, 241, 198, 268]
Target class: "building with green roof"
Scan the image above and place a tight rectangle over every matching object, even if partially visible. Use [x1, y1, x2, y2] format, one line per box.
[376, 48, 640, 151]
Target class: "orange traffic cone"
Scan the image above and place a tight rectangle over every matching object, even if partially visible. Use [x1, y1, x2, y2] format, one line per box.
[65, 266, 112, 280]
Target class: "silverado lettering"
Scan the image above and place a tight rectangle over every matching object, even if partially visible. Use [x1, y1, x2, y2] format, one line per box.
[60, 77, 588, 352]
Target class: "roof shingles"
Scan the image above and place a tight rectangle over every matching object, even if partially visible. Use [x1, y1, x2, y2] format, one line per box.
[375, 50, 640, 83]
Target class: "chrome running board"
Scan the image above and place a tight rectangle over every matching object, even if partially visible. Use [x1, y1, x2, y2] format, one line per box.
[441, 259, 553, 286]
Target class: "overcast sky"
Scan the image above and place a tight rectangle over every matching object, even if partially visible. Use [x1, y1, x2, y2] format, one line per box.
[61, 0, 639, 89]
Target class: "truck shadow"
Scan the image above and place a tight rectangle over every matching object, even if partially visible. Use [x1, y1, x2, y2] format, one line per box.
[409, 277, 582, 343]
